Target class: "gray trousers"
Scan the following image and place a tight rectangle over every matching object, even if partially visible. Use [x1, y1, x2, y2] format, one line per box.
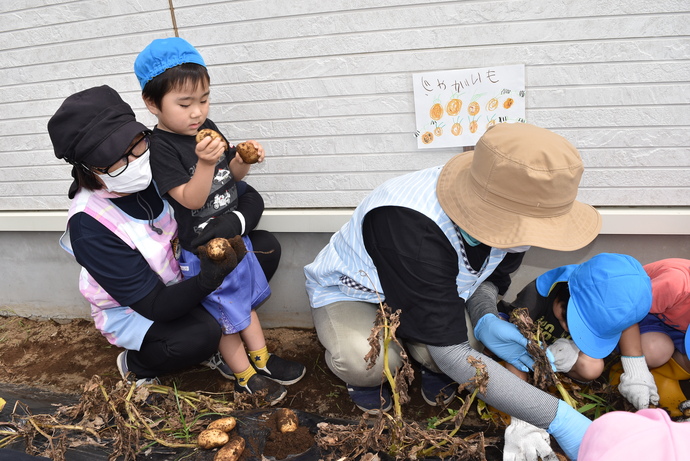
[311, 300, 483, 387]
[312, 300, 562, 430]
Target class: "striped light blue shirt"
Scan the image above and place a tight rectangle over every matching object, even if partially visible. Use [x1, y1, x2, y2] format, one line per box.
[304, 166, 507, 308]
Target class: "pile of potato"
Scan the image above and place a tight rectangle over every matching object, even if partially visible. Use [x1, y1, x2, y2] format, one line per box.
[197, 409, 300, 460]
[197, 416, 245, 461]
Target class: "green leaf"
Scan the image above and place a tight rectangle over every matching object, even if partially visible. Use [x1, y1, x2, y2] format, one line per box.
[577, 403, 597, 413]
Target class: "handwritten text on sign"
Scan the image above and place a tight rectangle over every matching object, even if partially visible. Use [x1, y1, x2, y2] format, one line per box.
[413, 64, 526, 149]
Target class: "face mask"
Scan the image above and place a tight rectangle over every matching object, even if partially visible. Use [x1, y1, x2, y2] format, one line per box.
[459, 228, 481, 247]
[504, 245, 531, 254]
[98, 151, 153, 194]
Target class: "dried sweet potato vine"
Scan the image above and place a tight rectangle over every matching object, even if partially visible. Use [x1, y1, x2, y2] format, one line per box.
[315, 275, 495, 460]
[509, 307, 576, 408]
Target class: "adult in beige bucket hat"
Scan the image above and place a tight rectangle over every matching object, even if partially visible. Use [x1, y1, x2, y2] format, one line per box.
[305, 122, 600, 460]
[437, 122, 601, 250]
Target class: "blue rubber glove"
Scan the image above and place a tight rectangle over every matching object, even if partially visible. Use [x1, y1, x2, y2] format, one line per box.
[547, 400, 591, 460]
[473, 314, 534, 372]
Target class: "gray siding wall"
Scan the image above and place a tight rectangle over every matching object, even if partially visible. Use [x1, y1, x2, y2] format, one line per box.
[1, 0, 688, 210]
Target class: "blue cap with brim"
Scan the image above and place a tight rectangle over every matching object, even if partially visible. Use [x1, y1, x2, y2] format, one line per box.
[685, 330, 690, 356]
[134, 37, 206, 89]
[536, 253, 652, 359]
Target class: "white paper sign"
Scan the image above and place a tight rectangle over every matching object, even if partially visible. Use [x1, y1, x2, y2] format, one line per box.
[413, 64, 526, 148]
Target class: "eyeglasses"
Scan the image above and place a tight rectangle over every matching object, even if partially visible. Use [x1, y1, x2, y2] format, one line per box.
[92, 132, 151, 177]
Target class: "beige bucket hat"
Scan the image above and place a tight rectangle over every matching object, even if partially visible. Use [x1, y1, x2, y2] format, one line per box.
[437, 122, 601, 251]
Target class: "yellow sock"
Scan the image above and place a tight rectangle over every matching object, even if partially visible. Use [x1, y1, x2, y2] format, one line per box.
[248, 346, 270, 368]
[234, 366, 256, 385]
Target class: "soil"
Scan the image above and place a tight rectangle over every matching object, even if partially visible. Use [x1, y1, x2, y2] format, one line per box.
[0, 316, 506, 460]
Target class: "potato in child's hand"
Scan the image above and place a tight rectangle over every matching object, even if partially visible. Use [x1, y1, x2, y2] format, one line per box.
[196, 129, 227, 149]
[236, 142, 260, 164]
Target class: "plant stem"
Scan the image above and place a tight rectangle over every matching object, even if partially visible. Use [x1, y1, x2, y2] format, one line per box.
[381, 318, 401, 418]
[555, 381, 577, 408]
[419, 376, 481, 457]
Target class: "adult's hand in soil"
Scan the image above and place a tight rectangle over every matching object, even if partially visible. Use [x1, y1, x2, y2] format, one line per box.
[197, 243, 238, 291]
[474, 314, 534, 372]
[191, 213, 244, 251]
[619, 355, 660, 409]
[504, 417, 559, 461]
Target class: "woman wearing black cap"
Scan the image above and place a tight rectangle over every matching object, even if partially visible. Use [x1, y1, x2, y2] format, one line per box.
[48, 85, 256, 389]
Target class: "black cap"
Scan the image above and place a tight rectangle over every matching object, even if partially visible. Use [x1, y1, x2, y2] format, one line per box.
[48, 85, 148, 197]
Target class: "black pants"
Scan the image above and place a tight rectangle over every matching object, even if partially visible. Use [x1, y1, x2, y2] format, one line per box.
[128, 231, 280, 378]
[128, 306, 222, 378]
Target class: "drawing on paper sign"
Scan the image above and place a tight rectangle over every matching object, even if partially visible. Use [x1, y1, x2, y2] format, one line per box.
[413, 64, 526, 148]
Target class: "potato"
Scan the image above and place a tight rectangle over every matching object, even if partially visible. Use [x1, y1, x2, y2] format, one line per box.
[236, 142, 260, 164]
[214, 435, 245, 461]
[196, 129, 227, 149]
[275, 408, 299, 433]
[197, 428, 230, 449]
[207, 416, 237, 433]
[206, 238, 233, 261]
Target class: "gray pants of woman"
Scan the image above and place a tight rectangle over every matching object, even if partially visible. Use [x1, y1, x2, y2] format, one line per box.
[311, 299, 561, 431]
[312, 300, 482, 387]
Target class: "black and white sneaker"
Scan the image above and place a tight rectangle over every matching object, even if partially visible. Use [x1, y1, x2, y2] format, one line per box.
[201, 352, 235, 380]
[236, 374, 287, 406]
[116, 351, 160, 387]
[253, 354, 306, 385]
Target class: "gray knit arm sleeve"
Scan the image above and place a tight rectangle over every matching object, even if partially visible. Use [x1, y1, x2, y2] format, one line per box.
[466, 280, 500, 327]
[427, 343, 559, 429]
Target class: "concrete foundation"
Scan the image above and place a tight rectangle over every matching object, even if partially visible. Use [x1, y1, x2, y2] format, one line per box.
[2, 231, 688, 328]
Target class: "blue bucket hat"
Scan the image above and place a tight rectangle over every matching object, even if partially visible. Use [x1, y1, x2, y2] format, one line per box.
[536, 253, 652, 359]
[134, 37, 206, 89]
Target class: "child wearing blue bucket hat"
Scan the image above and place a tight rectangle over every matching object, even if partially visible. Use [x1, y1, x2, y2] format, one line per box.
[499, 253, 658, 410]
[134, 37, 306, 404]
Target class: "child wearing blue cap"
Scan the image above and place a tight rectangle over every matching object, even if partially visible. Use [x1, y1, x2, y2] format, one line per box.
[498, 253, 659, 410]
[134, 37, 305, 404]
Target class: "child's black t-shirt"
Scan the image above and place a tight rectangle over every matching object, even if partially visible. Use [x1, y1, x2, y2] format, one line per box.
[498, 280, 571, 344]
[150, 119, 239, 251]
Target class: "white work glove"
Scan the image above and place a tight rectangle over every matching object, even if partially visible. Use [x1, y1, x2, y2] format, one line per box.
[503, 417, 558, 461]
[619, 355, 660, 410]
[546, 338, 580, 373]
